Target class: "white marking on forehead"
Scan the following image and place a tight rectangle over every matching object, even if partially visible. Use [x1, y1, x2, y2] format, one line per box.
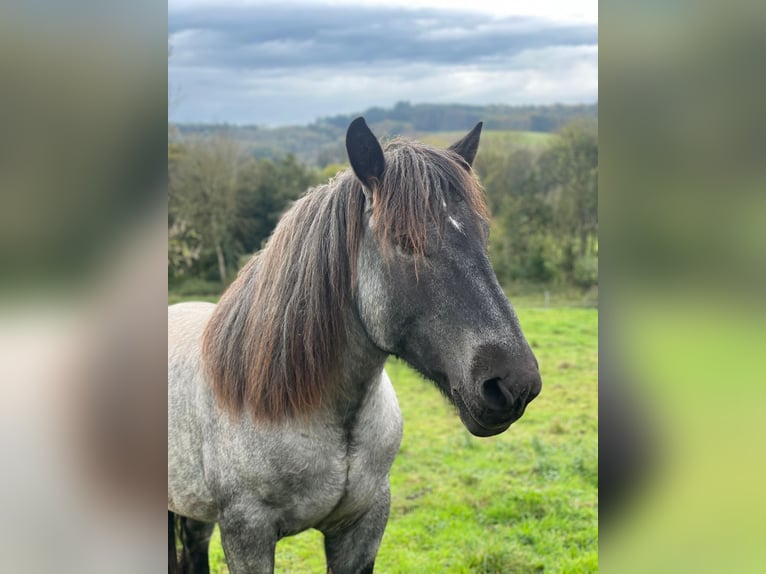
[448, 216, 463, 233]
[441, 199, 447, 209]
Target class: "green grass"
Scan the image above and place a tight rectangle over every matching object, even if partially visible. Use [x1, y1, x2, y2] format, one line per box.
[168, 293, 219, 306]
[420, 130, 554, 151]
[173, 298, 597, 573]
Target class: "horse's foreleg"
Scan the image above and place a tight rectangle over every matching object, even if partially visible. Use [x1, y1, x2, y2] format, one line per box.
[323, 484, 391, 574]
[178, 517, 215, 574]
[218, 504, 277, 574]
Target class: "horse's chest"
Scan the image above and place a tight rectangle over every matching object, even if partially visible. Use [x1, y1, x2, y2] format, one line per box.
[322, 383, 404, 527]
[209, 374, 403, 533]
[328, 429, 401, 525]
[241, 432, 346, 511]
[259, 421, 401, 533]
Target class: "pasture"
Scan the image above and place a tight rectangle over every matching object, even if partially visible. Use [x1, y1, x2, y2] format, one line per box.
[421, 130, 553, 151]
[175, 301, 597, 573]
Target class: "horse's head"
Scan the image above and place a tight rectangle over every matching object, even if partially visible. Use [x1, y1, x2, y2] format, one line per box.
[347, 118, 542, 437]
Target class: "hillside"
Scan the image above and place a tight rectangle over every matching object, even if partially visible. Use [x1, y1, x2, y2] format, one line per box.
[320, 101, 597, 133]
[172, 102, 596, 166]
[420, 129, 553, 151]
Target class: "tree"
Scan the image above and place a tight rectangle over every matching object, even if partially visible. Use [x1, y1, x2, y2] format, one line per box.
[539, 120, 598, 279]
[169, 135, 243, 286]
[234, 154, 319, 256]
[473, 119, 597, 286]
[476, 147, 555, 283]
[168, 218, 201, 276]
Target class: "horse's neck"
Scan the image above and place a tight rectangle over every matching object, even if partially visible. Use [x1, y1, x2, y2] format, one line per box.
[332, 310, 389, 425]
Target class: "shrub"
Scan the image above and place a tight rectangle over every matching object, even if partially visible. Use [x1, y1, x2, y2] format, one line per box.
[169, 277, 223, 297]
[573, 254, 598, 287]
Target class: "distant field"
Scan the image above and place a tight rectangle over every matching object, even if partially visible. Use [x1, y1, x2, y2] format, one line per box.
[169, 297, 598, 573]
[174, 123, 556, 166]
[420, 129, 554, 151]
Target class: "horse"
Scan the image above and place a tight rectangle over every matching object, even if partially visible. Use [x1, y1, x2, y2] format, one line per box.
[168, 117, 542, 573]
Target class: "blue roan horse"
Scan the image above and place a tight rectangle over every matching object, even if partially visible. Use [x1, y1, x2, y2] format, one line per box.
[168, 118, 542, 573]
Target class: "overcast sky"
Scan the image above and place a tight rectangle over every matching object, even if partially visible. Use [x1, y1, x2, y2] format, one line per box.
[168, 0, 597, 126]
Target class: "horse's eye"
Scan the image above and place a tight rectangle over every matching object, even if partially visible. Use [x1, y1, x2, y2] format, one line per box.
[394, 234, 416, 255]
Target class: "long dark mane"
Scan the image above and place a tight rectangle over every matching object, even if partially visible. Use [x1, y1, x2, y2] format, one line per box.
[201, 138, 488, 421]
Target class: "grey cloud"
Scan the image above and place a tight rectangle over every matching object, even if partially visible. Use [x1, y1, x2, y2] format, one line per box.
[169, 49, 597, 126]
[169, 3, 596, 70]
[168, 3, 597, 125]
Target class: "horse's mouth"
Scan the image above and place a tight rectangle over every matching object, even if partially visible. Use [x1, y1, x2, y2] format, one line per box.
[452, 390, 513, 437]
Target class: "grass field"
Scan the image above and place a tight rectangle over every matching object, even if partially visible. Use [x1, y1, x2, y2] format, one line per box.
[171, 298, 597, 573]
[420, 130, 554, 151]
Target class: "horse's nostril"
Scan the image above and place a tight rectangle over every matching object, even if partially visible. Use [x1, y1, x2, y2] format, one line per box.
[481, 377, 513, 411]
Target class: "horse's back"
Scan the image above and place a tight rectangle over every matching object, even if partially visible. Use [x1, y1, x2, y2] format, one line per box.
[169, 301, 215, 347]
[168, 301, 219, 522]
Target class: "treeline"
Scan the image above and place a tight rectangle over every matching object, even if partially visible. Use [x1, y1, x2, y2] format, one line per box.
[477, 119, 598, 286]
[169, 139, 327, 293]
[172, 102, 597, 167]
[169, 119, 597, 295]
[320, 101, 598, 133]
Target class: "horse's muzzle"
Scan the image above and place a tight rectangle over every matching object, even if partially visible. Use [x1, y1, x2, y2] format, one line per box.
[454, 343, 542, 437]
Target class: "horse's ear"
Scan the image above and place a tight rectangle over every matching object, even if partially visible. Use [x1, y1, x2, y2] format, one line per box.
[346, 117, 385, 191]
[448, 121, 483, 167]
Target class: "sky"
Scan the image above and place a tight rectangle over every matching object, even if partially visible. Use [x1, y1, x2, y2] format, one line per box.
[168, 0, 597, 126]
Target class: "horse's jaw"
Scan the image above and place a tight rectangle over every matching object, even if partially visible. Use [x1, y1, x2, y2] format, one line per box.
[452, 390, 513, 437]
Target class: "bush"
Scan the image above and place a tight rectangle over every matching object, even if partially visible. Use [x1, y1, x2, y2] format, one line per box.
[169, 277, 223, 297]
[573, 254, 598, 287]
